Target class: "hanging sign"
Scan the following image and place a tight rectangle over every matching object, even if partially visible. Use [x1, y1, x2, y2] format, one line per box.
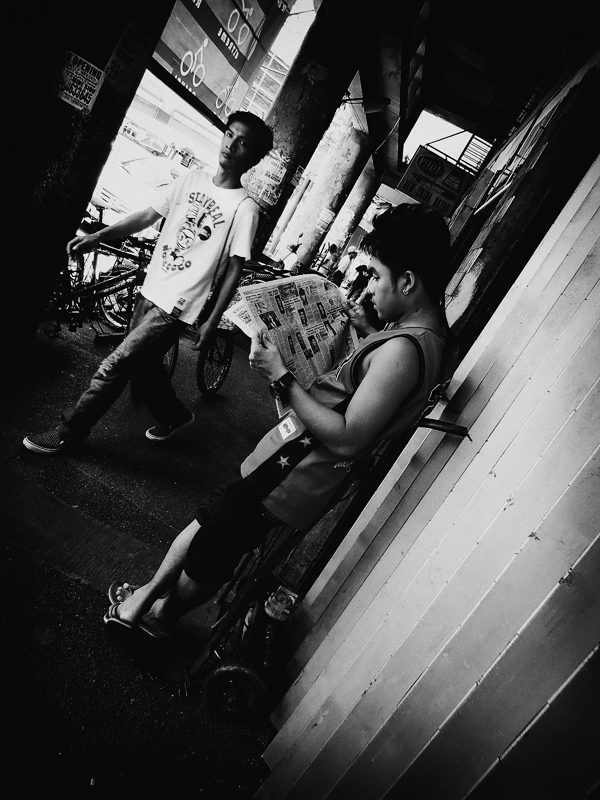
[399, 146, 474, 216]
[153, 0, 289, 122]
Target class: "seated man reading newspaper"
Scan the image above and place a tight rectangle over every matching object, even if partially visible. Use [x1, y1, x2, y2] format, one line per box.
[104, 203, 460, 638]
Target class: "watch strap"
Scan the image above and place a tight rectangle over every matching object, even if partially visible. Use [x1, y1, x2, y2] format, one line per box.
[269, 371, 295, 398]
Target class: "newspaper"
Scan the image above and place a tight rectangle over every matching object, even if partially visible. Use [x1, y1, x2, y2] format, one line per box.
[224, 274, 358, 416]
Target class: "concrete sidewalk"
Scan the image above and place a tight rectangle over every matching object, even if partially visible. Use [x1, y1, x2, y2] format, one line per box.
[2, 325, 279, 796]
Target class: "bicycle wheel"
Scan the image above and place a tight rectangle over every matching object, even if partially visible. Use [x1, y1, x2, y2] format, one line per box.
[98, 266, 136, 331]
[196, 329, 234, 395]
[203, 660, 267, 720]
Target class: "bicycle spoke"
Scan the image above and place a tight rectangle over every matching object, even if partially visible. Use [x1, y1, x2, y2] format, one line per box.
[196, 330, 233, 394]
[44, 237, 154, 342]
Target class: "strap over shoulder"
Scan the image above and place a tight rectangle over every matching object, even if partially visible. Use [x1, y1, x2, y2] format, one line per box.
[197, 196, 253, 326]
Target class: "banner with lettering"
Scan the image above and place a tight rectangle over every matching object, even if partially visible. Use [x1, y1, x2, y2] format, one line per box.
[153, 0, 290, 121]
[399, 145, 474, 216]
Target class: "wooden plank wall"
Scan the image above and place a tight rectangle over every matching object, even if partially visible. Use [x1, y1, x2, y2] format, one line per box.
[254, 159, 600, 800]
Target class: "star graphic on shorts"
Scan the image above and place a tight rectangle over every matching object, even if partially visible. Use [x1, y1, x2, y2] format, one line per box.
[277, 456, 290, 469]
[300, 436, 312, 447]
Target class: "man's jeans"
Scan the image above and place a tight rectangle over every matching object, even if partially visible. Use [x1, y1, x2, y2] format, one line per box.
[59, 296, 188, 442]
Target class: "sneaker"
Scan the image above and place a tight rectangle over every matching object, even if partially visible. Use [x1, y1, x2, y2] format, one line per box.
[145, 410, 195, 441]
[23, 428, 82, 455]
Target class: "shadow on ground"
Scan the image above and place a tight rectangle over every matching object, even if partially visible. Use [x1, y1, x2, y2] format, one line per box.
[2, 326, 281, 797]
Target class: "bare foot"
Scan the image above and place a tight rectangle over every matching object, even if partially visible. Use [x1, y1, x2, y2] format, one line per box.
[107, 580, 139, 605]
[116, 583, 138, 602]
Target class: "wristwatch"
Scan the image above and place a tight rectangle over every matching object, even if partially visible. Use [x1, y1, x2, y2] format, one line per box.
[269, 371, 295, 399]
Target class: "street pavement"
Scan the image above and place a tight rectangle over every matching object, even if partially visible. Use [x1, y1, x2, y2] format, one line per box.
[1, 323, 282, 797]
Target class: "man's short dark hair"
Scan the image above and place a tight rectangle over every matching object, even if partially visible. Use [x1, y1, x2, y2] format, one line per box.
[226, 111, 274, 166]
[360, 203, 452, 303]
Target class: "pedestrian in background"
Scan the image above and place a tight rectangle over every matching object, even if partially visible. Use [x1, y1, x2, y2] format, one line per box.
[347, 262, 370, 299]
[318, 242, 339, 276]
[331, 245, 358, 286]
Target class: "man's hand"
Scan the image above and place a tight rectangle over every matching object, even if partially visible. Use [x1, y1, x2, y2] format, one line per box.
[342, 297, 377, 337]
[249, 330, 288, 381]
[66, 208, 162, 257]
[67, 232, 100, 256]
[192, 319, 218, 352]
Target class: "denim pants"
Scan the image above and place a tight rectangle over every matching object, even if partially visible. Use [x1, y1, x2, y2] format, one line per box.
[60, 295, 188, 441]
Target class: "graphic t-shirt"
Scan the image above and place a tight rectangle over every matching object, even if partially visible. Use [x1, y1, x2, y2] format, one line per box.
[141, 170, 259, 325]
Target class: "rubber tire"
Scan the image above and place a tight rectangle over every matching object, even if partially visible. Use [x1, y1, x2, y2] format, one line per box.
[203, 660, 267, 720]
[196, 329, 234, 395]
[99, 291, 129, 330]
[97, 262, 134, 331]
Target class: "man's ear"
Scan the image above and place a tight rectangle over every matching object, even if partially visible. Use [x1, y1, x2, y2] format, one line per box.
[402, 270, 417, 293]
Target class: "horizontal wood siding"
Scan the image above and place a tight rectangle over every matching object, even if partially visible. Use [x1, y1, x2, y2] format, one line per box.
[326, 463, 600, 799]
[255, 160, 600, 800]
[466, 648, 600, 800]
[267, 175, 600, 745]
[284, 169, 600, 695]
[385, 538, 600, 800]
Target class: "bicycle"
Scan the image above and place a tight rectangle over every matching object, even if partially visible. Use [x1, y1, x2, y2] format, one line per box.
[44, 237, 178, 378]
[195, 260, 284, 396]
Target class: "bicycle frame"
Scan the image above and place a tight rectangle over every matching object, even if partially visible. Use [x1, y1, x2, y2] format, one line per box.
[63, 265, 141, 303]
[45, 238, 152, 339]
[43, 236, 179, 382]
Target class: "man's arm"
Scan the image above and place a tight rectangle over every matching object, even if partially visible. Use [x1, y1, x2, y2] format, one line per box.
[193, 255, 245, 351]
[67, 207, 163, 255]
[249, 332, 420, 459]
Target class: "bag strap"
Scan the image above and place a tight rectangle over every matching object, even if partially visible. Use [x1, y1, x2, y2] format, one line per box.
[197, 196, 253, 325]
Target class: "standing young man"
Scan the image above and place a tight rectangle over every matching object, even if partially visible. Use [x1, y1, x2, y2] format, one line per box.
[331, 245, 358, 286]
[24, 112, 273, 455]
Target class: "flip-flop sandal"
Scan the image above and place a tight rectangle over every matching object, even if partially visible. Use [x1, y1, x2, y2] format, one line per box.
[137, 613, 173, 640]
[107, 581, 169, 605]
[103, 602, 135, 630]
[107, 581, 139, 605]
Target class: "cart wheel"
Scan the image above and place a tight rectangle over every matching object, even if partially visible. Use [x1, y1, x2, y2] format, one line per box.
[196, 329, 233, 395]
[203, 660, 267, 720]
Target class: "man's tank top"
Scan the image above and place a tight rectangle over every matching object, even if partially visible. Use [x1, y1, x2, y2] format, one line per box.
[241, 326, 458, 530]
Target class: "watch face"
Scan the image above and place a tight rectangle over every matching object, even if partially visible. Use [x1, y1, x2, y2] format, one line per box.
[270, 372, 293, 398]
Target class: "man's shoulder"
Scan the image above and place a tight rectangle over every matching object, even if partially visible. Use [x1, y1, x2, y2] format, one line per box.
[238, 194, 260, 217]
[181, 168, 212, 186]
[168, 168, 210, 197]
